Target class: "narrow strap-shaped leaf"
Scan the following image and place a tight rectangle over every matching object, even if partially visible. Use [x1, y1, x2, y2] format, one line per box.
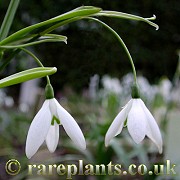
[0, 67, 57, 88]
[95, 11, 159, 30]
[0, 34, 67, 49]
[0, 0, 20, 41]
[0, 6, 101, 46]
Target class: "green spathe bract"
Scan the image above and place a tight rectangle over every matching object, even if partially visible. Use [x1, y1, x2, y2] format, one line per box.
[0, 67, 57, 88]
[131, 83, 140, 98]
[45, 84, 54, 99]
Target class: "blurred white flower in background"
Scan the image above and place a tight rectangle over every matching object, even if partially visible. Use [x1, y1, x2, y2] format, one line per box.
[98, 73, 179, 107]
[137, 76, 158, 102]
[159, 78, 172, 103]
[4, 96, 14, 107]
[171, 83, 180, 105]
[101, 75, 122, 95]
[0, 89, 14, 107]
[121, 73, 133, 98]
[89, 74, 99, 100]
[121, 73, 158, 103]
[0, 90, 6, 106]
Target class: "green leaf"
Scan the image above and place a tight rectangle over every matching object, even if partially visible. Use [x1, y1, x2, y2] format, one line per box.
[0, 34, 67, 49]
[0, 6, 101, 46]
[0, 0, 20, 41]
[95, 11, 159, 30]
[0, 67, 57, 88]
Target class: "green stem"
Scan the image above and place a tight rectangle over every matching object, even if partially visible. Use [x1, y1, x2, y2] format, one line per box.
[0, 34, 42, 71]
[20, 48, 50, 84]
[0, 0, 20, 41]
[46, 76, 51, 85]
[0, 7, 99, 71]
[20, 48, 43, 67]
[0, 49, 20, 72]
[20, 48, 54, 99]
[86, 17, 137, 84]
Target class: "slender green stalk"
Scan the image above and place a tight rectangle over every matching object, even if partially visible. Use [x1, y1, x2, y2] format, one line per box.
[0, 34, 42, 71]
[0, 49, 20, 72]
[20, 48, 43, 67]
[86, 17, 137, 83]
[46, 75, 51, 85]
[20, 48, 50, 84]
[0, 0, 20, 41]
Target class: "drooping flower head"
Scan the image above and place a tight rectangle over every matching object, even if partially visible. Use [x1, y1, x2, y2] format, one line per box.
[25, 84, 86, 159]
[105, 84, 163, 153]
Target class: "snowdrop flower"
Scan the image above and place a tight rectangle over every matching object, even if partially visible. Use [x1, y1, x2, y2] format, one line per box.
[102, 75, 122, 95]
[105, 98, 163, 153]
[26, 84, 86, 159]
[159, 78, 172, 102]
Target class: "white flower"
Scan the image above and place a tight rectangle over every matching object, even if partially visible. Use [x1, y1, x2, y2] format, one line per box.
[159, 78, 172, 102]
[25, 98, 86, 159]
[105, 98, 163, 153]
[102, 75, 122, 95]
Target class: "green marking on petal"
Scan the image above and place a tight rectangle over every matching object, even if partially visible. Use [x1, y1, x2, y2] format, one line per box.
[124, 118, 127, 127]
[51, 115, 61, 125]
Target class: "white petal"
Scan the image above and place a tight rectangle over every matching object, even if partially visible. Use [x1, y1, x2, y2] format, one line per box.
[54, 99, 86, 150]
[49, 98, 58, 116]
[105, 99, 133, 147]
[46, 122, 59, 153]
[127, 99, 146, 144]
[139, 99, 163, 153]
[25, 100, 51, 159]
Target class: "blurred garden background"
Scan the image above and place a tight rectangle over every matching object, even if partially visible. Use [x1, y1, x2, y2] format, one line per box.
[0, 0, 180, 179]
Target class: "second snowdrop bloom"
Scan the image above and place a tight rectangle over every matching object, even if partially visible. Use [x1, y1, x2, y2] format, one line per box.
[26, 98, 86, 159]
[105, 98, 163, 153]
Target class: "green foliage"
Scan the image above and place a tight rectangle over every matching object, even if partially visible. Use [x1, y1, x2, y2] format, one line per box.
[0, 67, 57, 88]
[0, 2, 158, 90]
[0, 1, 179, 179]
[7, 0, 177, 90]
[0, 0, 20, 41]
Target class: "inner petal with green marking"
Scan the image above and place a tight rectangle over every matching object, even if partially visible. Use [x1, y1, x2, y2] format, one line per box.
[51, 115, 61, 125]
